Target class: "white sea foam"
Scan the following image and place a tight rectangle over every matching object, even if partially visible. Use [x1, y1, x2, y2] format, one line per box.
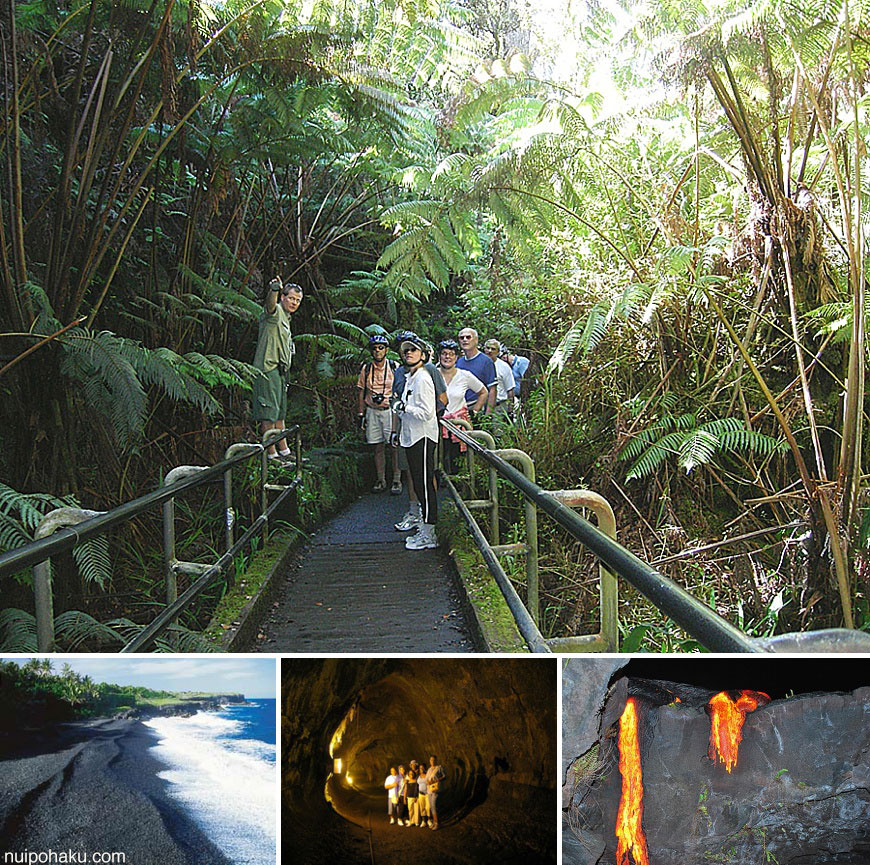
[144, 711, 276, 865]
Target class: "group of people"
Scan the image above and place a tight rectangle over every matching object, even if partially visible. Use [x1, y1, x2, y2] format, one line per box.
[384, 756, 445, 830]
[356, 327, 530, 552]
[250, 274, 530, 555]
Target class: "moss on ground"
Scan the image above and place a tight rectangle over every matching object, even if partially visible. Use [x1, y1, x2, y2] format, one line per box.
[437, 501, 527, 652]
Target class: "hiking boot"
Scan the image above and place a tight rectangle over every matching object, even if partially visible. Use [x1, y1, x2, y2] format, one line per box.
[394, 511, 420, 532]
[405, 523, 437, 550]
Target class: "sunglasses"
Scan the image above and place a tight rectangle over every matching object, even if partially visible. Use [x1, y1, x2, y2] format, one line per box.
[370, 344, 387, 350]
[403, 346, 421, 352]
[458, 335, 473, 339]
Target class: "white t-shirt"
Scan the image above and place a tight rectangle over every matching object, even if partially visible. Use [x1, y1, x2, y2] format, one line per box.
[385, 773, 400, 802]
[442, 368, 486, 413]
[494, 357, 515, 402]
[400, 366, 439, 446]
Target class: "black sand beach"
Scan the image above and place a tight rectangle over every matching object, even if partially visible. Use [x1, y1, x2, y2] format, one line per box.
[0, 718, 233, 865]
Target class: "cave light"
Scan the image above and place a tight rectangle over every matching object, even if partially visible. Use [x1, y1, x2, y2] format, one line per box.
[334, 757, 342, 774]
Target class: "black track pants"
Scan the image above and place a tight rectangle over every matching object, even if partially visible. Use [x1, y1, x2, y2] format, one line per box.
[404, 437, 437, 524]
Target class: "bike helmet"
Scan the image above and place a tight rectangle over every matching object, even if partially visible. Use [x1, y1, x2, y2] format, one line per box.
[438, 339, 460, 354]
[394, 329, 418, 347]
[368, 333, 390, 347]
[399, 334, 427, 353]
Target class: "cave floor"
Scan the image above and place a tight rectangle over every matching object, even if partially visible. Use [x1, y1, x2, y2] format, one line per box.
[284, 791, 555, 865]
[253, 491, 480, 652]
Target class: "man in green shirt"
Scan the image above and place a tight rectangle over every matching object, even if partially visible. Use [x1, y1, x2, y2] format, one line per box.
[253, 277, 303, 460]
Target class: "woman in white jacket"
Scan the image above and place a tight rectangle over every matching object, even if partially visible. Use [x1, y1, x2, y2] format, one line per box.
[396, 336, 439, 550]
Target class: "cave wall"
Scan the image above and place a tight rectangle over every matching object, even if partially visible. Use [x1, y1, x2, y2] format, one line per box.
[561, 658, 628, 865]
[282, 658, 556, 817]
[589, 687, 870, 865]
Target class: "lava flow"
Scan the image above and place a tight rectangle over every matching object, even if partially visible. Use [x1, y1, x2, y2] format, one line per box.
[707, 690, 770, 772]
[615, 697, 649, 865]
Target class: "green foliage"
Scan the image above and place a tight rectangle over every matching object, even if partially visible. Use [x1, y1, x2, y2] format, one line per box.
[619, 414, 786, 479]
[0, 484, 112, 589]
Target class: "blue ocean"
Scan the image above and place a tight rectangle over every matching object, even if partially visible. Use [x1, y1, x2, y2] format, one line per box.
[144, 699, 277, 865]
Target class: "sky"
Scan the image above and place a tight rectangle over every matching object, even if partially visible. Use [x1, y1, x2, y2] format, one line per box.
[3, 657, 277, 698]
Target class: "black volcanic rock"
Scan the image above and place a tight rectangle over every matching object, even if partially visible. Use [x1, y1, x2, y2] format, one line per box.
[590, 687, 870, 865]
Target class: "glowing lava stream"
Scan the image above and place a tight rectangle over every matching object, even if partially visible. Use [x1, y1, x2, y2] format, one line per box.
[707, 690, 770, 772]
[615, 697, 649, 865]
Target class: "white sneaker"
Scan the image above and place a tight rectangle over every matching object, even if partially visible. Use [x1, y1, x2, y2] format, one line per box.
[390, 817, 395, 824]
[405, 524, 437, 550]
[394, 511, 420, 531]
[398, 820, 404, 826]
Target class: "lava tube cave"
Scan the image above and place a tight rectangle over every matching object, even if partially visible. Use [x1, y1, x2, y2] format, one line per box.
[283, 658, 557, 865]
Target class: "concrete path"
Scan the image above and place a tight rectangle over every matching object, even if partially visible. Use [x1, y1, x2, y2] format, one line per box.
[252, 492, 479, 652]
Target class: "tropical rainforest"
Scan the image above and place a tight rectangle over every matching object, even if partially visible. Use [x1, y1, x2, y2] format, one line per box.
[0, 0, 867, 651]
[0, 657, 178, 728]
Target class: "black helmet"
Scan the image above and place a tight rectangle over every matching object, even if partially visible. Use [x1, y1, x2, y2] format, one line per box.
[394, 329, 418, 346]
[399, 334, 427, 353]
[438, 339, 460, 354]
[368, 333, 389, 347]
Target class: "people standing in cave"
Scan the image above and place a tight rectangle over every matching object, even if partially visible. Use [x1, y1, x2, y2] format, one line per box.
[416, 761, 431, 828]
[384, 766, 401, 825]
[396, 764, 407, 825]
[404, 768, 420, 827]
[425, 755, 445, 830]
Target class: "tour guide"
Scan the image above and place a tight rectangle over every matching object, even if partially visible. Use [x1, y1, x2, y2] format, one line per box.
[253, 276, 303, 461]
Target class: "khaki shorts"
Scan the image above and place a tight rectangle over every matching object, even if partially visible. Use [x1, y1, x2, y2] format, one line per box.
[365, 407, 393, 444]
[252, 367, 287, 423]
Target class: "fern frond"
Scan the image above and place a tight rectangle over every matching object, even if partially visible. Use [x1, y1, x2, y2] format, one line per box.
[679, 428, 720, 472]
[72, 536, 112, 590]
[0, 609, 38, 652]
[54, 610, 126, 650]
[626, 430, 686, 480]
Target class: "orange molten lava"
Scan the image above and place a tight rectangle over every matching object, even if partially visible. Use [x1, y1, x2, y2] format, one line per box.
[615, 697, 650, 865]
[707, 690, 770, 772]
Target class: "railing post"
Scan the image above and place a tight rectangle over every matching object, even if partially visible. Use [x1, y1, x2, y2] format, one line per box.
[162, 466, 211, 610]
[493, 450, 538, 623]
[260, 432, 271, 543]
[223, 443, 263, 553]
[33, 508, 105, 652]
[545, 490, 619, 652]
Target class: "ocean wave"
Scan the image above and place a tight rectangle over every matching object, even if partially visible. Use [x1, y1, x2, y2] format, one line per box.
[144, 712, 276, 865]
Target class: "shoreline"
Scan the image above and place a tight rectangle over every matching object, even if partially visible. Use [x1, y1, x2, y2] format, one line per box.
[0, 717, 234, 865]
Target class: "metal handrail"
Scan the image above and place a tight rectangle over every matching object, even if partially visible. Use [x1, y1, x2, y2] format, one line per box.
[441, 419, 761, 654]
[0, 427, 302, 651]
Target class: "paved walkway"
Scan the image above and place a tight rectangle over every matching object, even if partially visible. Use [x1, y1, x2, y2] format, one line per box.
[252, 492, 479, 652]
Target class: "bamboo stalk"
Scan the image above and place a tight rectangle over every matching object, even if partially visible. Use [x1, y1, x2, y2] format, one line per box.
[0, 317, 86, 378]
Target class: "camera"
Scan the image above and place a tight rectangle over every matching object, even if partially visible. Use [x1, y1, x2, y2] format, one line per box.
[372, 393, 385, 405]
[390, 396, 405, 413]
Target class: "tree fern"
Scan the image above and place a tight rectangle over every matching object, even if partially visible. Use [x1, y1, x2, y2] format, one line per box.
[620, 413, 786, 479]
